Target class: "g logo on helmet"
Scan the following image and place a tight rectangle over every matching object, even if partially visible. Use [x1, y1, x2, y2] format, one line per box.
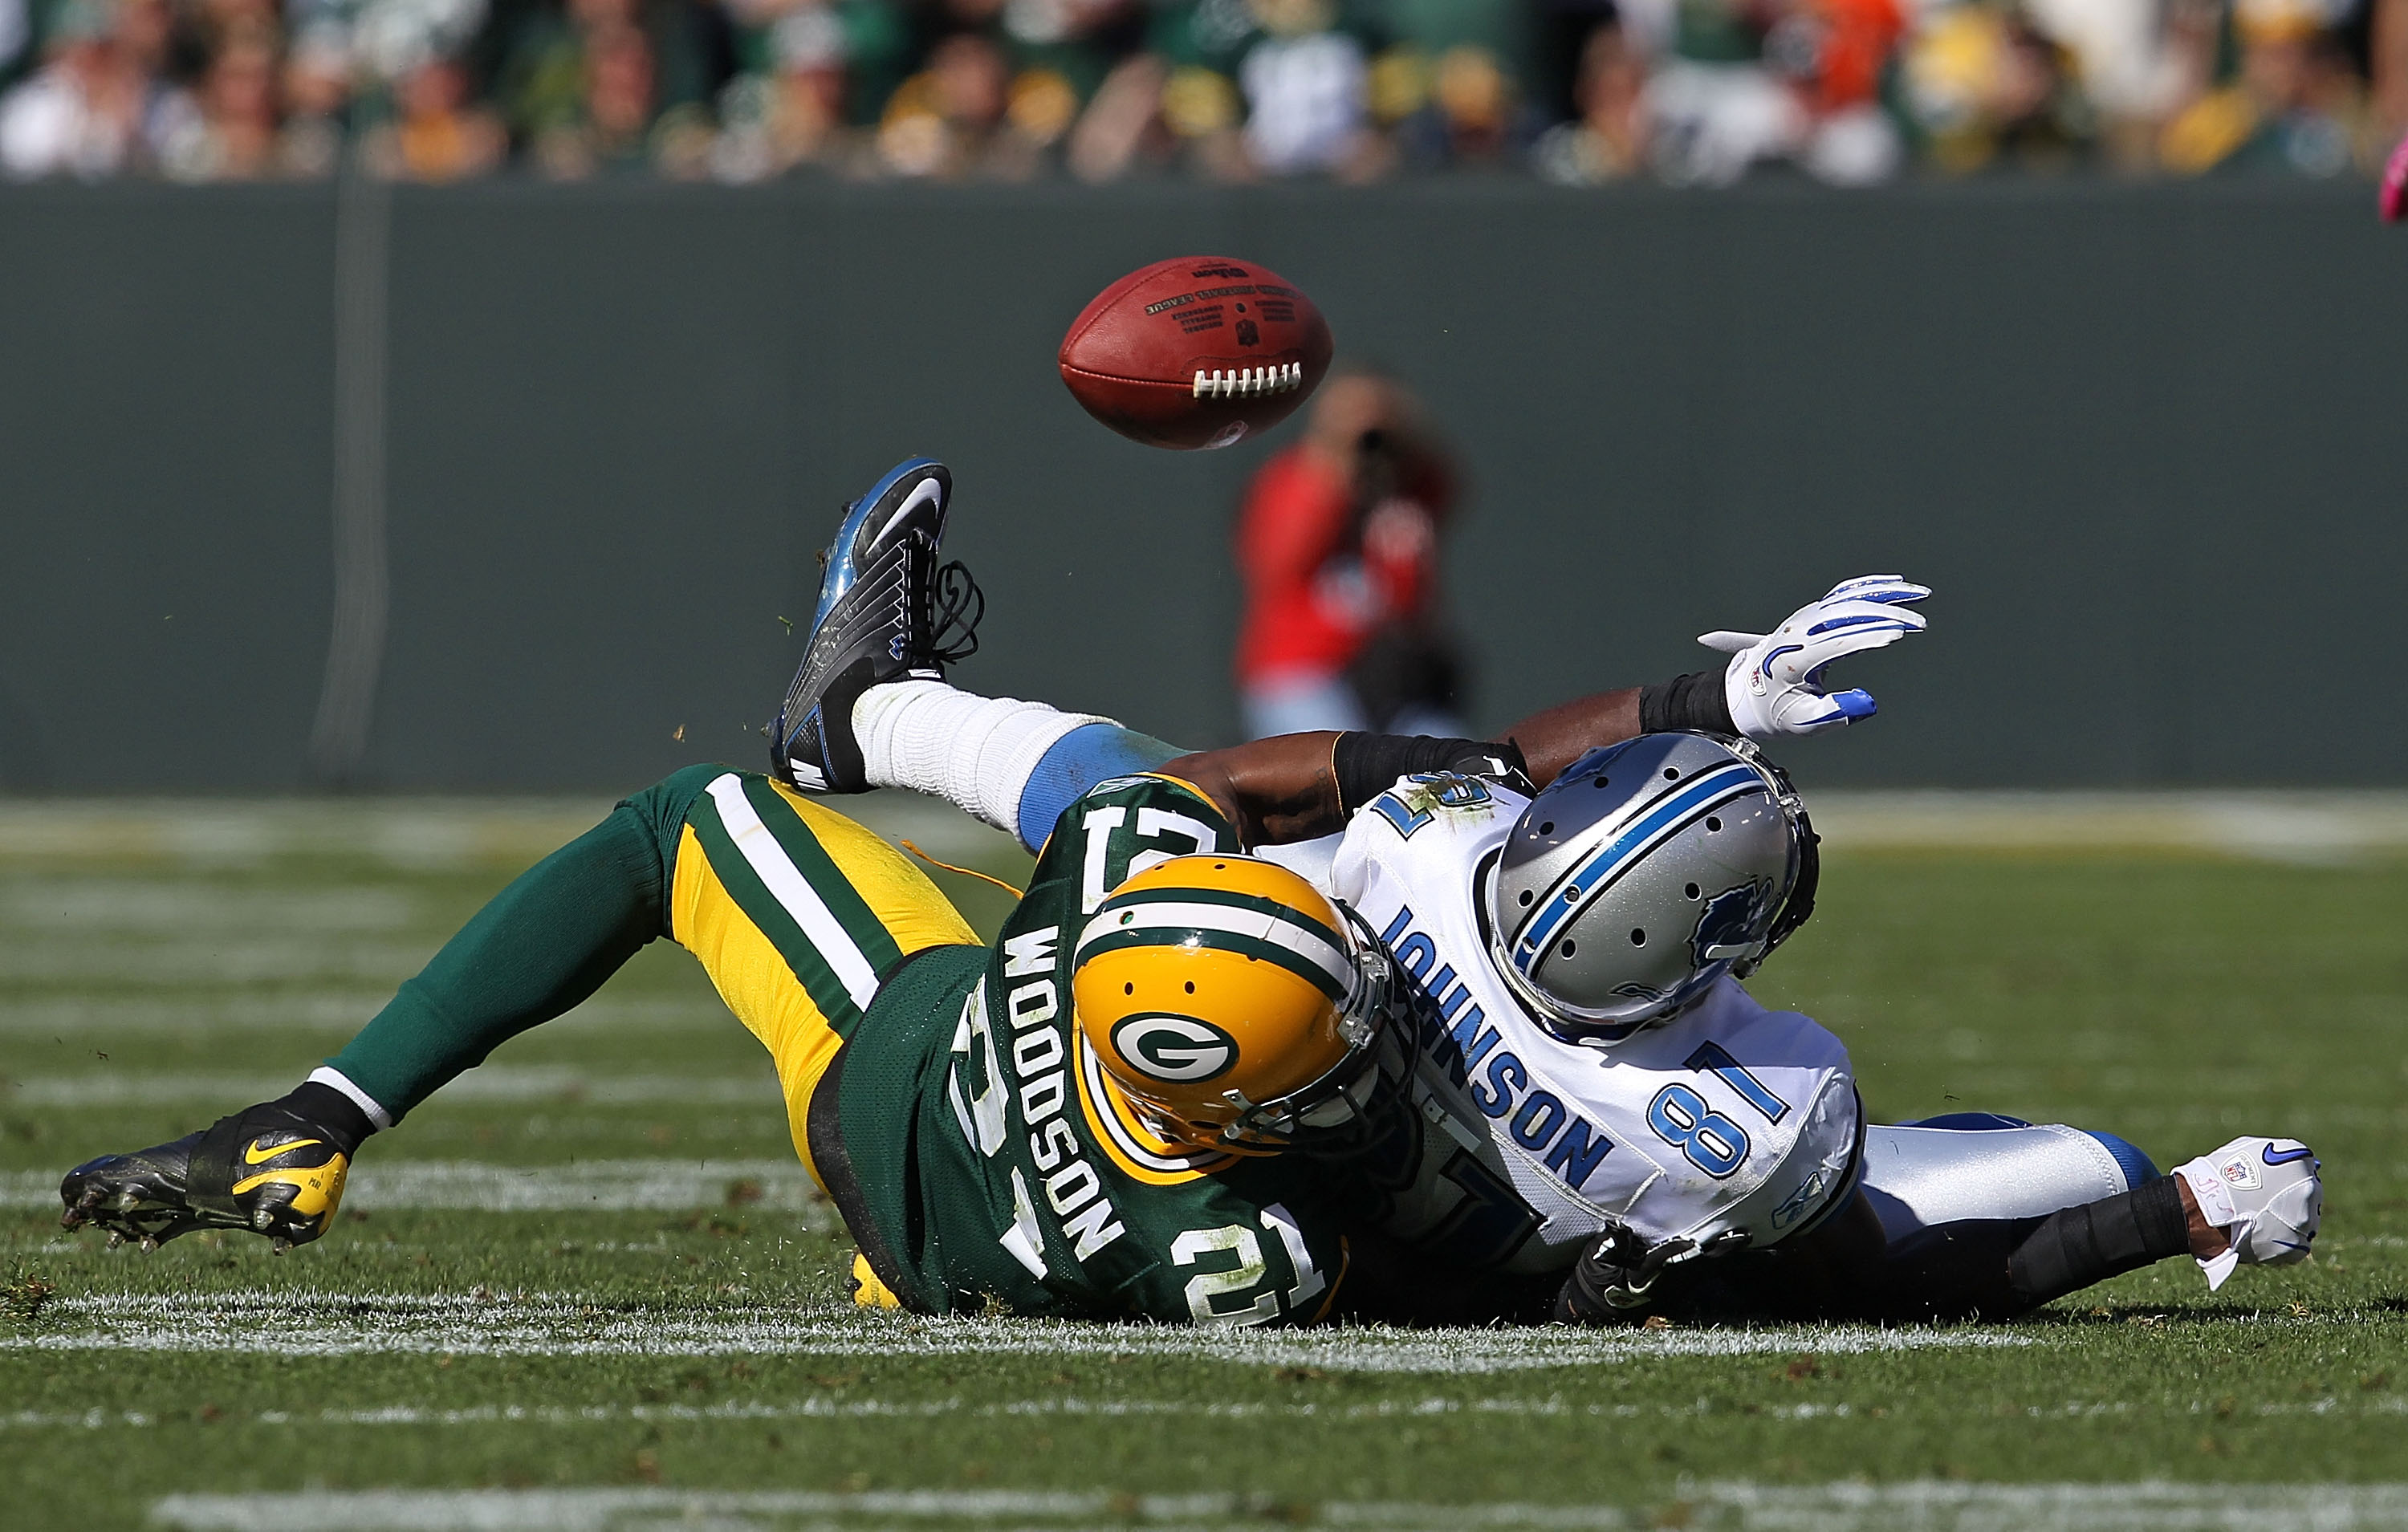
[1110, 1014, 1239, 1083]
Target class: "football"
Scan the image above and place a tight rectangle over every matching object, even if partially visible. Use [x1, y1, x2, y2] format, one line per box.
[1057, 256, 1335, 450]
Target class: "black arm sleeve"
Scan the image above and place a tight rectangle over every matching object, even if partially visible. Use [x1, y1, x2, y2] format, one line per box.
[1331, 733, 1534, 817]
[1638, 670, 1736, 736]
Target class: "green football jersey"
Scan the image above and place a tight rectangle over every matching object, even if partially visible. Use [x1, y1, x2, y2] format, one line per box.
[833, 774, 1361, 1324]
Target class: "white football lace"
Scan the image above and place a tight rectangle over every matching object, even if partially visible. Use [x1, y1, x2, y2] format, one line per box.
[1191, 363, 1304, 399]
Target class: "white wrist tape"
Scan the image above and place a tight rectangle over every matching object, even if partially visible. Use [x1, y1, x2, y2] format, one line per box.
[2172, 1154, 2242, 1290]
[854, 680, 1112, 837]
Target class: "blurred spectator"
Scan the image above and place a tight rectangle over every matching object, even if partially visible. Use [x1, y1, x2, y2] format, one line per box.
[0, 0, 26, 81]
[1233, 368, 1463, 741]
[2160, 0, 2368, 172]
[360, 52, 502, 175]
[874, 29, 1072, 176]
[278, 24, 350, 173]
[0, 0, 193, 177]
[506, 0, 718, 176]
[160, 26, 281, 177]
[1534, 18, 1648, 180]
[1239, 0, 1370, 175]
[1906, 5, 2096, 172]
[0, 0, 2393, 183]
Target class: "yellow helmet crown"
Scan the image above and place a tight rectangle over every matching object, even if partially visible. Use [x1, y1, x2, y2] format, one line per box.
[1072, 853, 1393, 1152]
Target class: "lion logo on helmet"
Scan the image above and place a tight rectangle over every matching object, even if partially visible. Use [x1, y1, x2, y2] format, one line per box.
[1691, 881, 1770, 968]
[1110, 1014, 1240, 1083]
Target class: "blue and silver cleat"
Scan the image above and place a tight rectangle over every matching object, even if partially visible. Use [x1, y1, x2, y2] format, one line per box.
[771, 457, 982, 792]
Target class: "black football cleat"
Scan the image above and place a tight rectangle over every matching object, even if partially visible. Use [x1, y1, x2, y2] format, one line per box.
[771, 457, 983, 793]
[59, 1100, 352, 1253]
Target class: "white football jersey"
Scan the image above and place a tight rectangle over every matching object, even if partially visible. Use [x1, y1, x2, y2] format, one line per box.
[1328, 770, 1862, 1274]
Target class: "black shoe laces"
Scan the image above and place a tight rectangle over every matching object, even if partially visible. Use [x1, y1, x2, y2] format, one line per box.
[924, 557, 984, 666]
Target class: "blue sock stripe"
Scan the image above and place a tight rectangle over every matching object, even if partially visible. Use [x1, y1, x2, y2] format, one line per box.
[1015, 724, 1184, 852]
[2081, 1130, 2159, 1190]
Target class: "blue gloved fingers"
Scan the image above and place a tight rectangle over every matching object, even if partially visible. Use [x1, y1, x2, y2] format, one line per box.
[1820, 575, 1932, 607]
[1800, 598, 1928, 639]
[1827, 689, 1879, 723]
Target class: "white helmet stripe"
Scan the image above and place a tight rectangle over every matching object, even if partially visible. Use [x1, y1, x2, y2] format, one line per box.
[1077, 898, 1355, 998]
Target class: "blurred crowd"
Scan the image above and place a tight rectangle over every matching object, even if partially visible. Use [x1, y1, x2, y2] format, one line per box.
[2, 0, 2401, 185]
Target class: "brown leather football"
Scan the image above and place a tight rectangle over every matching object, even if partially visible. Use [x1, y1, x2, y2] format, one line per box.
[1058, 256, 1335, 450]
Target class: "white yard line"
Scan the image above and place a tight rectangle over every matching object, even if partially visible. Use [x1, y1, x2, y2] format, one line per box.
[1808, 790, 2408, 863]
[2, 1158, 821, 1214]
[22, 1393, 2406, 1434]
[1, 1066, 779, 1108]
[144, 1482, 2408, 1532]
[0, 794, 1017, 871]
[0, 880, 413, 932]
[0, 994, 729, 1036]
[1, 1291, 2024, 1369]
[0, 938, 445, 983]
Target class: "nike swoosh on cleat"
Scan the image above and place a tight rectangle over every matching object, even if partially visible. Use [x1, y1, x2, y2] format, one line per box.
[2268, 1240, 2311, 1254]
[245, 1138, 322, 1164]
[2261, 1145, 2316, 1166]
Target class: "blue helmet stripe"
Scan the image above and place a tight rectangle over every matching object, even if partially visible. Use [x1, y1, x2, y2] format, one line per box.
[1513, 762, 1764, 970]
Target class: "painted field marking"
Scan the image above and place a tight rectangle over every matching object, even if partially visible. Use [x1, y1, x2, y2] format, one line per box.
[0, 993, 726, 1036]
[147, 1482, 2408, 1532]
[0, 937, 444, 984]
[1807, 789, 2408, 863]
[1, 1065, 780, 1109]
[2, 1291, 2025, 1369]
[28, 1391, 2408, 1435]
[0, 880, 414, 932]
[0, 794, 1015, 872]
[2, 1159, 824, 1215]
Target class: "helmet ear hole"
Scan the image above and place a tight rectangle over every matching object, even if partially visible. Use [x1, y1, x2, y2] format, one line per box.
[1517, 890, 1534, 907]
[1560, 940, 1576, 958]
[1629, 929, 1645, 945]
[1685, 883, 1700, 900]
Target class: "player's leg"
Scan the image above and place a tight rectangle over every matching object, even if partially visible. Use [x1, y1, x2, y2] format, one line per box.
[661, 770, 977, 1187]
[854, 681, 1180, 853]
[1855, 1113, 2159, 1244]
[57, 766, 980, 1256]
[58, 765, 720, 1250]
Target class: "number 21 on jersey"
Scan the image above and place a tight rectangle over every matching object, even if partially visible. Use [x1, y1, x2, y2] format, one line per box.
[1171, 1203, 1329, 1325]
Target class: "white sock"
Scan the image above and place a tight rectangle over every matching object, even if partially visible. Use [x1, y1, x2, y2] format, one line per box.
[307, 1066, 396, 1132]
[854, 680, 1112, 836]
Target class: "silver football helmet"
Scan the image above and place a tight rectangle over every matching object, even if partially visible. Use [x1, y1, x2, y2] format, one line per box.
[1484, 732, 1818, 1046]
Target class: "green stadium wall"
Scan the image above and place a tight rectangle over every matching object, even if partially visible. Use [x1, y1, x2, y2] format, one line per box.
[0, 180, 2398, 793]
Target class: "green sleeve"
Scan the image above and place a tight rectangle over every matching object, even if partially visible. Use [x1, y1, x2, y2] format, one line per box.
[323, 764, 724, 1121]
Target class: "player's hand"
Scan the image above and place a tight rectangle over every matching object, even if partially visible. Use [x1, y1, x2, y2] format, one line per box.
[1698, 575, 1930, 738]
[1552, 1223, 1696, 1324]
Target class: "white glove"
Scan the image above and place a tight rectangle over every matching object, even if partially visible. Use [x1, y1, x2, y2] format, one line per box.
[2173, 1136, 2321, 1292]
[1699, 575, 1931, 738]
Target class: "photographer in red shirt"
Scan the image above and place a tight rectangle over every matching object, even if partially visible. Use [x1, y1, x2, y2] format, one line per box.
[1234, 369, 1466, 741]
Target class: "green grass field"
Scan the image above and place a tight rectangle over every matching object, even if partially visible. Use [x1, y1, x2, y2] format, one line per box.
[4, 795, 2406, 1530]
